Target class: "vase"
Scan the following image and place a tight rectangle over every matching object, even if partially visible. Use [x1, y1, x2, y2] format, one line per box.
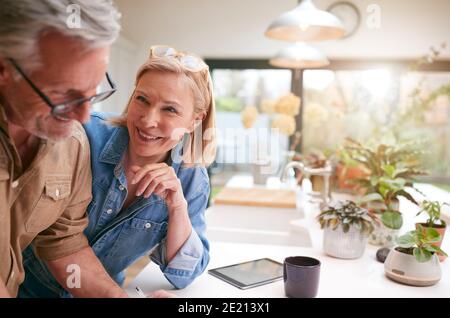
[368, 222, 399, 247]
[366, 200, 400, 247]
[323, 225, 368, 259]
[384, 248, 441, 286]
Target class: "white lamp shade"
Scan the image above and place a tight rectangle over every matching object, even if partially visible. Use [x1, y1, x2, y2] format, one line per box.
[269, 43, 329, 69]
[265, 0, 346, 42]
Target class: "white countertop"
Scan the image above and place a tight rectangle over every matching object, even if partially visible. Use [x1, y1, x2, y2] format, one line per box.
[127, 241, 450, 298]
[126, 176, 450, 298]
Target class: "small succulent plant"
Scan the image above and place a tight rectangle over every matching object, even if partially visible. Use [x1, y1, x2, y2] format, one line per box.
[317, 200, 375, 236]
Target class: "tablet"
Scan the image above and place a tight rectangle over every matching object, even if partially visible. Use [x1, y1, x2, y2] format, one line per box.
[208, 258, 283, 289]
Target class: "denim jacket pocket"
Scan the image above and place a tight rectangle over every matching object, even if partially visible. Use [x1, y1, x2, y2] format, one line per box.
[107, 218, 168, 263]
[26, 177, 72, 233]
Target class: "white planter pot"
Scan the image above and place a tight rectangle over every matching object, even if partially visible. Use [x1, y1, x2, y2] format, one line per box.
[368, 223, 399, 247]
[384, 248, 441, 286]
[366, 200, 401, 247]
[323, 225, 368, 259]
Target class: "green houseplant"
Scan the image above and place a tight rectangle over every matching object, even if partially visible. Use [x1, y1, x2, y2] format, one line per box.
[415, 200, 449, 261]
[397, 225, 447, 262]
[384, 225, 447, 286]
[342, 138, 427, 246]
[335, 146, 368, 192]
[317, 200, 375, 259]
[417, 200, 448, 228]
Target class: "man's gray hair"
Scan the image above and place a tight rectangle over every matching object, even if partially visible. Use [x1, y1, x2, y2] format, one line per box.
[0, 0, 121, 71]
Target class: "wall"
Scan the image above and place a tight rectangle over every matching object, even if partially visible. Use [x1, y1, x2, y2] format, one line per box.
[99, 35, 138, 113]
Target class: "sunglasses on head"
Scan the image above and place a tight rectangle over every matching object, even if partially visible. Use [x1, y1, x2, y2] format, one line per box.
[149, 45, 208, 73]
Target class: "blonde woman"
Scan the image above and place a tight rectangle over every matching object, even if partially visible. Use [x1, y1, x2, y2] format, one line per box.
[20, 46, 216, 297]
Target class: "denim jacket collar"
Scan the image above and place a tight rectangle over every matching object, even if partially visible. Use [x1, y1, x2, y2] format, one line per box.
[99, 126, 128, 165]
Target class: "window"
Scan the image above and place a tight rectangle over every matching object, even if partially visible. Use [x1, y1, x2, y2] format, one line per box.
[210, 66, 292, 173]
[303, 68, 450, 181]
[207, 59, 450, 182]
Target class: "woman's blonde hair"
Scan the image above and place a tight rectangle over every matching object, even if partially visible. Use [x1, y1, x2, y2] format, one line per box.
[109, 48, 216, 167]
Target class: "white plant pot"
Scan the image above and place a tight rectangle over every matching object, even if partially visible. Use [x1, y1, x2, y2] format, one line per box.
[365, 200, 401, 247]
[384, 248, 441, 286]
[323, 225, 368, 259]
[368, 223, 399, 247]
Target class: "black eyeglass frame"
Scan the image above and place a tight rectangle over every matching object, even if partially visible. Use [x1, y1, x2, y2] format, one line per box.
[8, 58, 116, 116]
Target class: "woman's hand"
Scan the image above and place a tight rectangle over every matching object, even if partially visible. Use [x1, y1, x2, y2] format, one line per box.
[130, 163, 193, 263]
[130, 163, 187, 210]
[149, 289, 178, 298]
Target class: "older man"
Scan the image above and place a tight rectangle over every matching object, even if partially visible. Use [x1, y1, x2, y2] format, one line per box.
[0, 0, 128, 297]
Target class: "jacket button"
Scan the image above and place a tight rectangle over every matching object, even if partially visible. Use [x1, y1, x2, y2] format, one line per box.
[119, 185, 125, 191]
[144, 223, 152, 229]
[11, 180, 19, 188]
[106, 208, 113, 214]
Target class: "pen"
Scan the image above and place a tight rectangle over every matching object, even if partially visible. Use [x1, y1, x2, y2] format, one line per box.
[135, 286, 146, 298]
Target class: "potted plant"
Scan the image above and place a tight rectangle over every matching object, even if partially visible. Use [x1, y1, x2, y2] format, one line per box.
[317, 200, 375, 259]
[416, 200, 449, 261]
[335, 147, 368, 193]
[342, 138, 427, 247]
[384, 225, 447, 286]
[358, 172, 406, 247]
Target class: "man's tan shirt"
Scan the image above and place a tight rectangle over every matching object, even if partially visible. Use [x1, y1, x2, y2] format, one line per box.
[0, 105, 92, 297]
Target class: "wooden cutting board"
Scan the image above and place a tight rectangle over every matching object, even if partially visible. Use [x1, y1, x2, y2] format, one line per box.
[213, 187, 296, 208]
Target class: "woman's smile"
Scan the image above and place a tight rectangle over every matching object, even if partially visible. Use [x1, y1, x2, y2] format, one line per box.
[135, 127, 164, 143]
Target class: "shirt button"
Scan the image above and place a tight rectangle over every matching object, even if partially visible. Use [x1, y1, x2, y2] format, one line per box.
[55, 189, 60, 198]
[106, 208, 113, 214]
[119, 185, 125, 191]
[11, 180, 19, 188]
[144, 223, 152, 229]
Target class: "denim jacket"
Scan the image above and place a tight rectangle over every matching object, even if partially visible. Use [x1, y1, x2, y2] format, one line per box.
[19, 112, 210, 297]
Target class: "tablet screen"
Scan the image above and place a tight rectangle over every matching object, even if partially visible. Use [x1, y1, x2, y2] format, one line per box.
[208, 258, 283, 289]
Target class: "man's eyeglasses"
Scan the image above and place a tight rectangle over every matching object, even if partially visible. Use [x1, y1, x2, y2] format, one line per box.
[149, 45, 208, 73]
[8, 58, 116, 117]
